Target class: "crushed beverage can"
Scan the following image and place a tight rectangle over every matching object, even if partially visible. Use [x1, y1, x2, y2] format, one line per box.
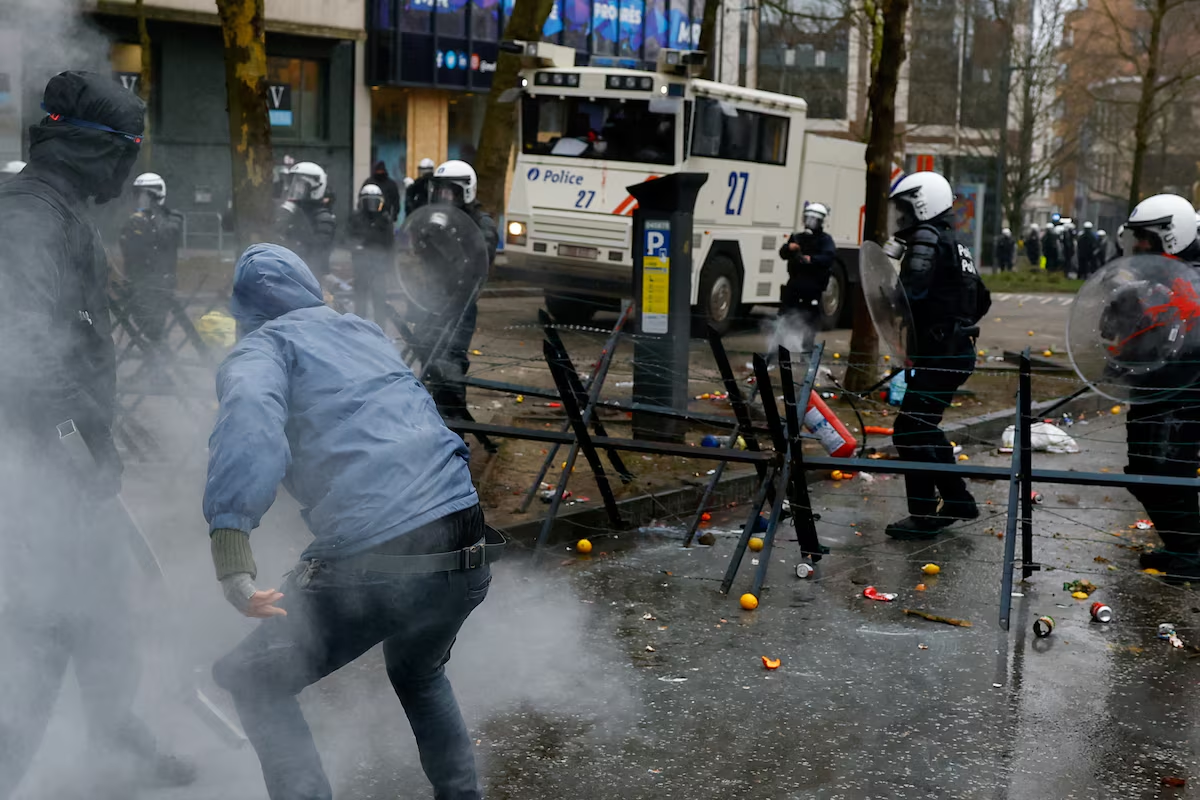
[1030, 490, 1043, 504]
[1033, 616, 1055, 638]
[1090, 602, 1113, 623]
[862, 586, 897, 602]
[795, 563, 814, 579]
[1158, 623, 1177, 639]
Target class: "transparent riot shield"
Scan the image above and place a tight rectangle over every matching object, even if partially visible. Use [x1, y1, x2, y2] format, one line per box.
[859, 240, 915, 362]
[1067, 254, 1200, 403]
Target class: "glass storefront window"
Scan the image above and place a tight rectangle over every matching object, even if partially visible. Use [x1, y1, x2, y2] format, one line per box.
[402, 0, 433, 33]
[521, 95, 676, 165]
[448, 93, 488, 163]
[472, 0, 500, 40]
[267, 57, 326, 141]
[371, 87, 410, 183]
[438, 0, 469, 37]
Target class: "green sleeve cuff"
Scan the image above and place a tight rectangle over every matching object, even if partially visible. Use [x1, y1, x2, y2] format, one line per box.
[210, 528, 257, 581]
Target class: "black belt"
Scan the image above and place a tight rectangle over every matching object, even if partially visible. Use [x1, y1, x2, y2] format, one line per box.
[343, 525, 506, 574]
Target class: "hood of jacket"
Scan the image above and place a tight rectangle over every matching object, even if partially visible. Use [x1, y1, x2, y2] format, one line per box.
[27, 71, 145, 204]
[230, 243, 326, 334]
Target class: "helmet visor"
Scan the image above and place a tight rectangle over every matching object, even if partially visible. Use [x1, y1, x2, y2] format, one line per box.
[361, 195, 384, 214]
[286, 175, 315, 202]
[432, 179, 466, 207]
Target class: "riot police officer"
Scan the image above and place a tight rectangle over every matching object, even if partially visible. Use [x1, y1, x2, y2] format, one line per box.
[1042, 223, 1061, 272]
[119, 172, 183, 343]
[1076, 221, 1100, 279]
[884, 171, 991, 540]
[277, 160, 336, 279]
[994, 227, 1015, 272]
[1115, 194, 1200, 580]
[405, 157, 437, 216]
[1025, 223, 1042, 267]
[778, 202, 837, 349]
[349, 182, 395, 327]
[422, 159, 496, 424]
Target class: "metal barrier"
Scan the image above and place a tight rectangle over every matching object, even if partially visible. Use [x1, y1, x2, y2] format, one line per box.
[181, 211, 226, 252]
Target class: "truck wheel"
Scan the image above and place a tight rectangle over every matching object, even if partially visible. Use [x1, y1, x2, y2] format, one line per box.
[696, 255, 742, 335]
[544, 293, 596, 325]
[820, 261, 848, 330]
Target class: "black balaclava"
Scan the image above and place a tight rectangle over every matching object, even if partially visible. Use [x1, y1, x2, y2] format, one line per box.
[28, 71, 145, 204]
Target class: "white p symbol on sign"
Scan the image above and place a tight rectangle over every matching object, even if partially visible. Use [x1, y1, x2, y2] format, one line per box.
[647, 231, 666, 255]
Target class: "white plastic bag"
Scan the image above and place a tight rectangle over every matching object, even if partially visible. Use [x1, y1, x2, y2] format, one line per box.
[999, 422, 1080, 454]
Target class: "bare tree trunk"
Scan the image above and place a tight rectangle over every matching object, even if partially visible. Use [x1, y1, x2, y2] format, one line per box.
[135, 0, 152, 165]
[1009, 54, 1037, 231]
[698, 0, 721, 80]
[845, 0, 910, 391]
[1127, 0, 1165, 213]
[216, 0, 274, 247]
[474, 0, 555, 218]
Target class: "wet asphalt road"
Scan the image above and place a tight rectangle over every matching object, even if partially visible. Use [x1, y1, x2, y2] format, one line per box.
[18, 289, 1200, 800]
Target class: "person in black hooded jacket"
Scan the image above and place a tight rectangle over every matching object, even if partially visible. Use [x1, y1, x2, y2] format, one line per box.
[0, 71, 194, 797]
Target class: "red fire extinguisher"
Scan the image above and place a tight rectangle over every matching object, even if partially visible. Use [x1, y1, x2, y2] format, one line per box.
[803, 393, 857, 458]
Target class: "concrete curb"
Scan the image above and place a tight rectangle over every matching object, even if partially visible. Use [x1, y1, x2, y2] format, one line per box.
[495, 388, 1112, 548]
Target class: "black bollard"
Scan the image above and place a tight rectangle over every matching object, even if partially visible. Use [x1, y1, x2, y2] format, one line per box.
[629, 172, 708, 443]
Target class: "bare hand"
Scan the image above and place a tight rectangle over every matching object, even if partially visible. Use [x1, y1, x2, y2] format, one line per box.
[244, 589, 287, 618]
[787, 242, 800, 252]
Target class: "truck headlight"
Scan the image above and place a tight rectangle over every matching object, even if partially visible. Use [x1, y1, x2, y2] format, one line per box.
[506, 220, 527, 246]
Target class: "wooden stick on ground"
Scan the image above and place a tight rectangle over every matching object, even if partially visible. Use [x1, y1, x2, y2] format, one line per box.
[902, 609, 973, 628]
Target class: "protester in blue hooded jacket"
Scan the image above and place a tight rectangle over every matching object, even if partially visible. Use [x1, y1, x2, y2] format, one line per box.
[204, 243, 497, 800]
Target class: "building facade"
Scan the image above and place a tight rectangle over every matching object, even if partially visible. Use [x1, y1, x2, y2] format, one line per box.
[0, 0, 371, 240]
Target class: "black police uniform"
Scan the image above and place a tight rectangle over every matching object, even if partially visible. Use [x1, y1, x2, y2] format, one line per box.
[778, 226, 837, 344]
[0, 71, 193, 796]
[1042, 227, 1061, 272]
[1124, 240, 1200, 576]
[1076, 229, 1100, 279]
[1063, 227, 1077, 273]
[277, 198, 336, 278]
[889, 213, 991, 538]
[119, 203, 183, 343]
[425, 201, 497, 423]
[405, 174, 433, 217]
[349, 202, 395, 328]
[994, 232, 1015, 272]
[365, 162, 402, 221]
[1025, 230, 1041, 266]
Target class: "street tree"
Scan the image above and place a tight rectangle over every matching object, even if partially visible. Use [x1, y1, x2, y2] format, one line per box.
[474, 0, 557, 218]
[216, 0, 274, 245]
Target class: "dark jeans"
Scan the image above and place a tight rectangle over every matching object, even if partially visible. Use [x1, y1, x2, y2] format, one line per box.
[426, 301, 478, 419]
[893, 343, 976, 516]
[1126, 401, 1200, 554]
[0, 496, 155, 799]
[213, 504, 490, 800]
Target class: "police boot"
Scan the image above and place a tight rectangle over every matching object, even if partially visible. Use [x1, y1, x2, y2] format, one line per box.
[885, 514, 948, 541]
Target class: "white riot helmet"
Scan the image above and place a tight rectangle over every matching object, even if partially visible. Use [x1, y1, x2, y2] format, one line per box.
[431, 159, 477, 206]
[287, 161, 328, 202]
[1029, 223, 1039, 233]
[1, 160, 24, 175]
[132, 171, 166, 206]
[1121, 193, 1197, 256]
[359, 182, 385, 214]
[1001, 227, 1011, 237]
[1098, 229, 1107, 239]
[803, 202, 829, 233]
[888, 171, 954, 232]
[1083, 221, 1094, 230]
[418, 157, 436, 178]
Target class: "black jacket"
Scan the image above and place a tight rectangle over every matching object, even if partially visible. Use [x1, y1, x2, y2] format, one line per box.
[0, 171, 121, 494]
[1025, 233, 1041, 263]
[897, 215, 990, 353]
[1077, 230, 1099, 266]
[120, 205, 183, 284]
[995, 233, 1016, 264]
[778, 229, 837, 306]
[277, 199, 336, 275]
[463, 202, 499, 266]
[349, 208, 395, 250]
[406, 175, 433, 216]
[365, 170, 402, 221]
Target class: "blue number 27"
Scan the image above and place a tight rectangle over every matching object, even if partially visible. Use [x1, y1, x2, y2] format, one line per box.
[725, 171, 749, 215]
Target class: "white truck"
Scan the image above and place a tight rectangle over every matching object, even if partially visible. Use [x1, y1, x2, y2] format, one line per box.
[500, 43, 868, 332]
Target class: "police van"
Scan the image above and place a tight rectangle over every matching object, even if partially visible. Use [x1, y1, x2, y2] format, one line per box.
[501, 42, 868, 332]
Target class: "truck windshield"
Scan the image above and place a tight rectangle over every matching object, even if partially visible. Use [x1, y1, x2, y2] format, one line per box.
[521, 95, 676, 166]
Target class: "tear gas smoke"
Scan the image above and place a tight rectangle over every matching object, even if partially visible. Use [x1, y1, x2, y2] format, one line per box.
[765, 310, 818, 359]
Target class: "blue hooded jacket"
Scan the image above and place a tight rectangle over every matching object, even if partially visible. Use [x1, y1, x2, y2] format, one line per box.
[203, 244, 477, 560]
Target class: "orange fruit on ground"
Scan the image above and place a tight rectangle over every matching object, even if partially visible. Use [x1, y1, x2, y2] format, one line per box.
[748, 537, 764, 552]
[576, 538, 593, 554]
[740, 593, 759, 610]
